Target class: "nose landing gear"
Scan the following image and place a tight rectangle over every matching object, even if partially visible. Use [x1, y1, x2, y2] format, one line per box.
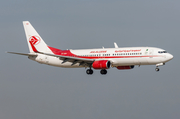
[155, 63, 165, 72]
[155, 67, 160, 72]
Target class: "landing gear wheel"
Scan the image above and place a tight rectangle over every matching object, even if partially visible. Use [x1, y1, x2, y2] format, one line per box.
[155, 67, 160, 72]
[86, 69, 93, 75]
[100, 69, 107, 75]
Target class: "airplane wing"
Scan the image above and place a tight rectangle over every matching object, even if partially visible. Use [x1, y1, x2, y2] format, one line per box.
[8, 51, 95, 66]
[38, 51, 95, 66]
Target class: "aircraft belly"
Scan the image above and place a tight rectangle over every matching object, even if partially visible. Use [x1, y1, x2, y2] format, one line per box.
[138, 57, 149, 65]
[112, 58, 137, 66]
[112, 57, 152, 66]
[147, 57, 161, 65]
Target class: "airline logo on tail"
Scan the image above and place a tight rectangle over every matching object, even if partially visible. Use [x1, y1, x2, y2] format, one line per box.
[29, 36, 41, 45]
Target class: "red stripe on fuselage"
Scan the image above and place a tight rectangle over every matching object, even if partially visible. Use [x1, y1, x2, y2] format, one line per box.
[48, 46, 62, 54]
[48, 46, 75, 56]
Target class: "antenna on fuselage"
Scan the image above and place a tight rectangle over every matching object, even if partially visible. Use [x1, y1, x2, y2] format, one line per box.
[114, 42, 118, 48]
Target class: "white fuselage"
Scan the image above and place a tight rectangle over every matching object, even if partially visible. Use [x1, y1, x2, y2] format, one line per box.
[29, 47, 173, 68]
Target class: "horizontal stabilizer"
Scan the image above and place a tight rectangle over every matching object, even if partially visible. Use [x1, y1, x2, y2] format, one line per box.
[7, 52, 37, 56]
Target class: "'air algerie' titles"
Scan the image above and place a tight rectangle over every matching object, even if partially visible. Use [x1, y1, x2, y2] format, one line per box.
[115, 49, 141, 53]
[90, 51, 107, 53]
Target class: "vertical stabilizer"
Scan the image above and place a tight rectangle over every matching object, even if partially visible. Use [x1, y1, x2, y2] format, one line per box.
[23, 21, 52, 53]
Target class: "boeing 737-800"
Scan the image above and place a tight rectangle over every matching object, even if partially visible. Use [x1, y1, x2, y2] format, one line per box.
[8, 21, 173, 75]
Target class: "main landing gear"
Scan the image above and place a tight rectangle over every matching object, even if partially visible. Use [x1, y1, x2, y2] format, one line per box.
[100, 69, 107, 75]
[86, 69, 107, 75]
[86, 69, 93, 75]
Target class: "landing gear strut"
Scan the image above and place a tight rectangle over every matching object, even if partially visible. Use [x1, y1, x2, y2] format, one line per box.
[155, 63, 165, 72]
[86, 68, 93, 75]
[100, 69, 107, 75]
[155, 67, 160, 72]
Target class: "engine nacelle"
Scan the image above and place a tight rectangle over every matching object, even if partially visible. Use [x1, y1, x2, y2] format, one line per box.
[117, 65, 134, 70]
[92, 60, 111, 69]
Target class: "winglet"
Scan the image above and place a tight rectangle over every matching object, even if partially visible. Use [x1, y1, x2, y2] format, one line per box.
[114, 42, 118, 48]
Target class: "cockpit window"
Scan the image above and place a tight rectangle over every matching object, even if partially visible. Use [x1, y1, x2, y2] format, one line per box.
[158, 51, 167, 53]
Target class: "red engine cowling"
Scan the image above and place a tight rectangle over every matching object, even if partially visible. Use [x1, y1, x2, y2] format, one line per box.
[117, 65, 134, 70]
[92, 60, 111, 69]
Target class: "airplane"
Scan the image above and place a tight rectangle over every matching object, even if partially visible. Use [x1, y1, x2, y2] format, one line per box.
[8, 21, 173, 75]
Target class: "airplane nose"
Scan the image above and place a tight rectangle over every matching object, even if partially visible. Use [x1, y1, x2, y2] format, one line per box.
[168, 54, 173, 60]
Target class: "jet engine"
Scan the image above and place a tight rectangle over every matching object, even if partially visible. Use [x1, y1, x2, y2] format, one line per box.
[92, 60, 111, 69]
